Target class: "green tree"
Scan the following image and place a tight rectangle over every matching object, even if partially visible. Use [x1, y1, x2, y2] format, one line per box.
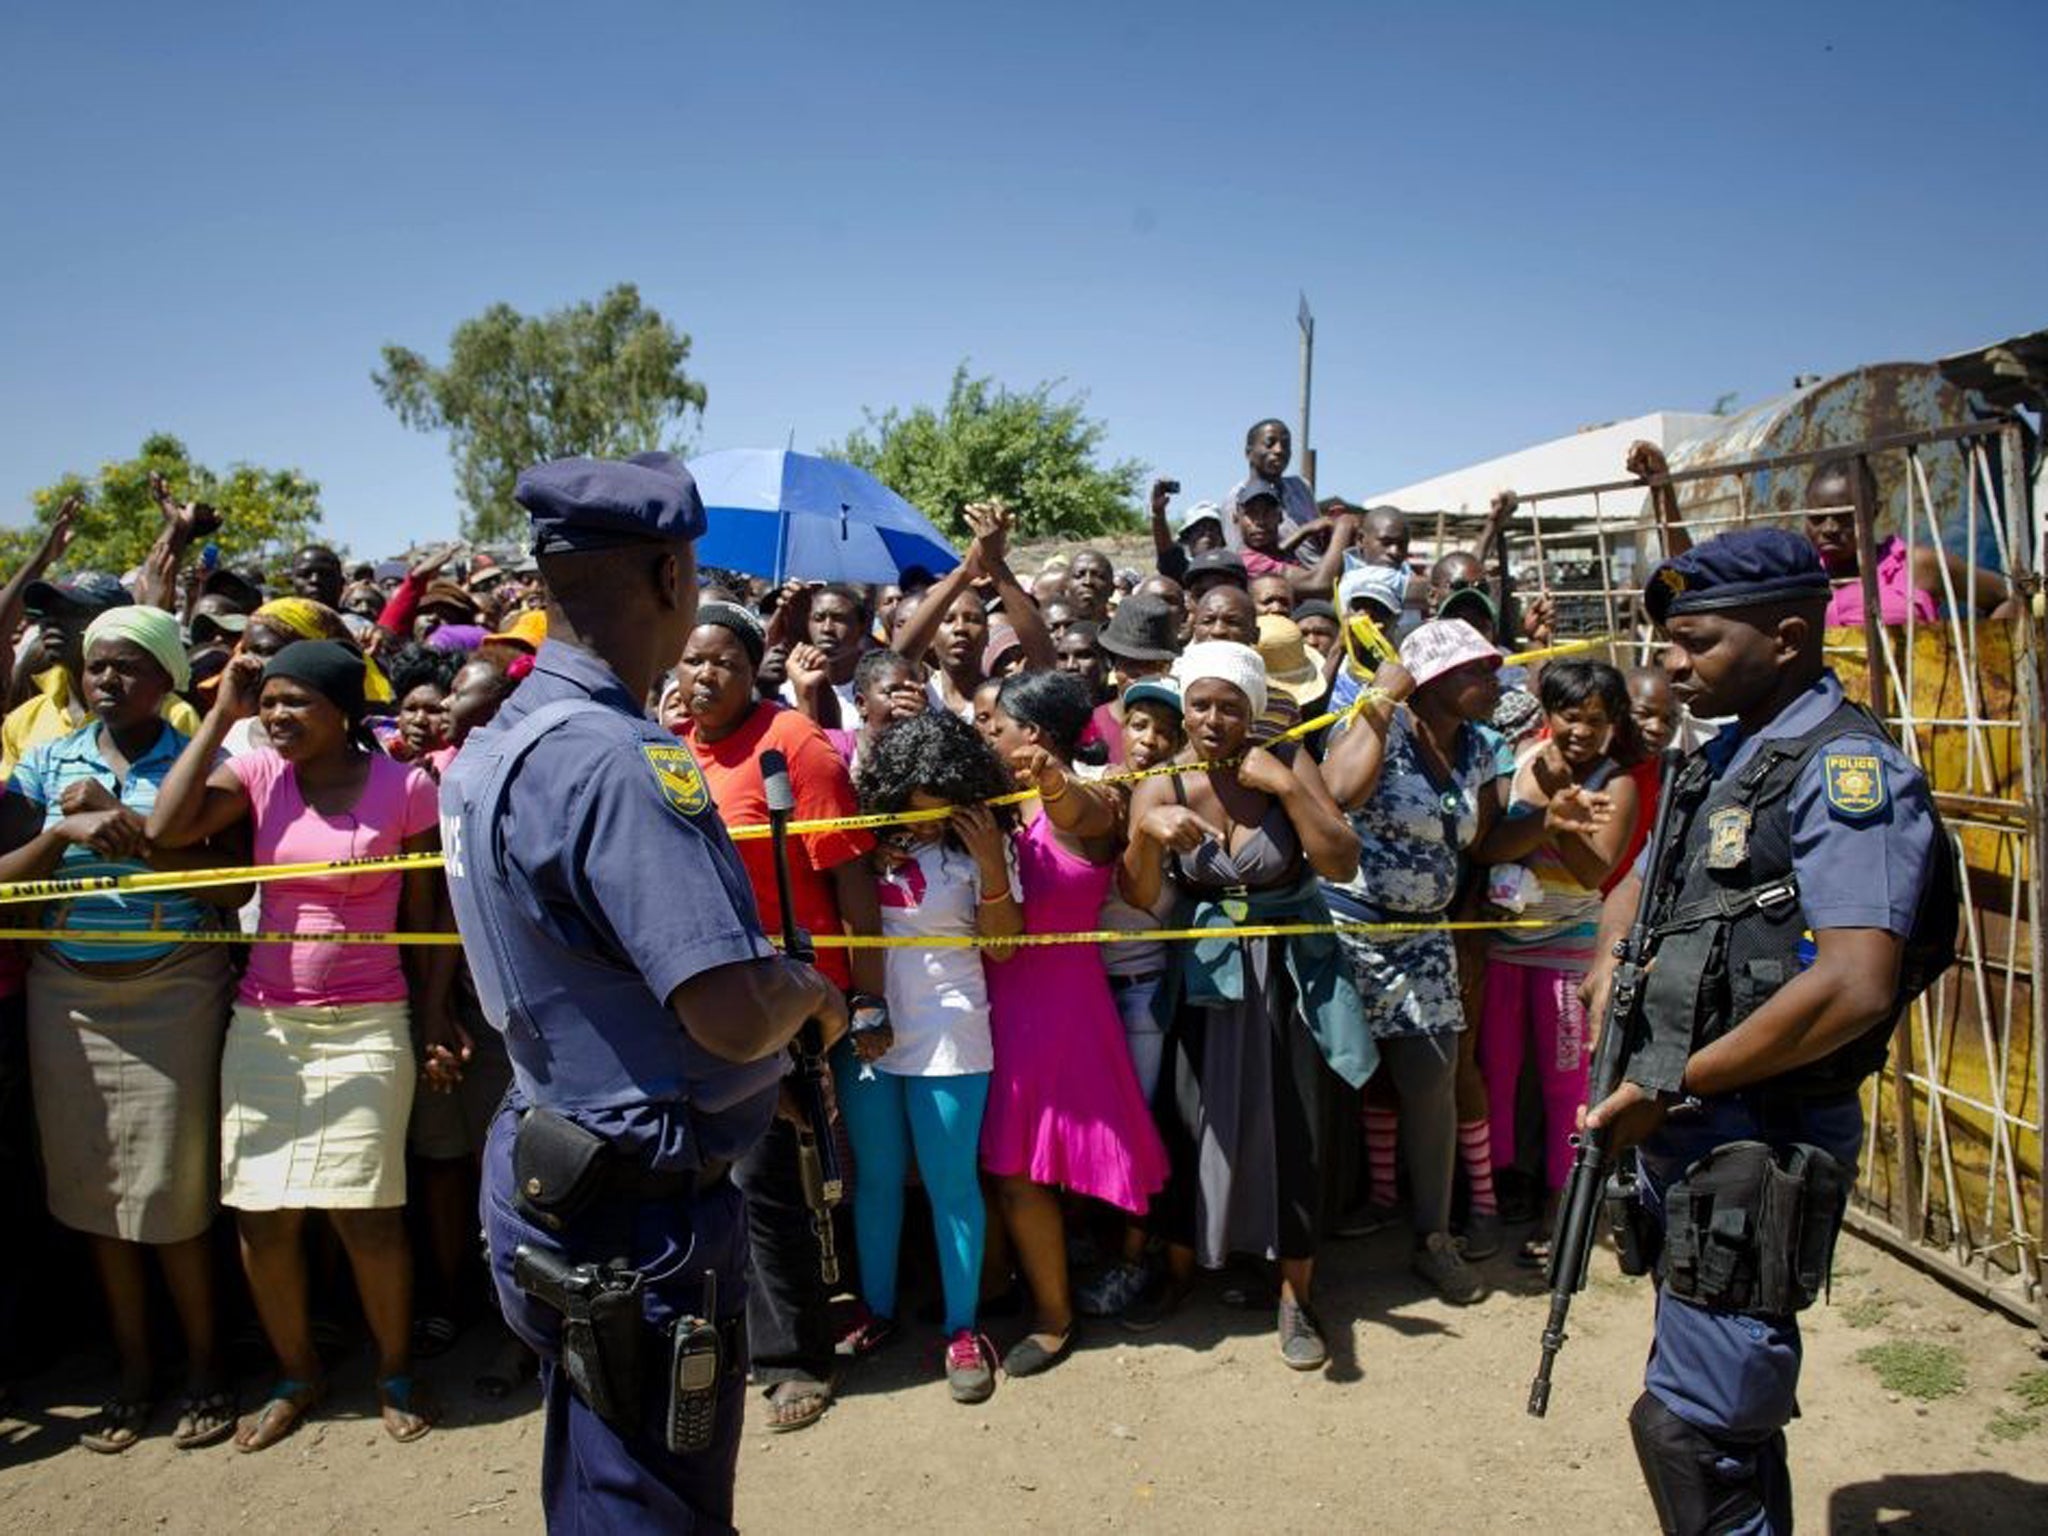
[830, 364, 1142, 542]
[3, 432, 323, 576]
[374, 283, 708, 542]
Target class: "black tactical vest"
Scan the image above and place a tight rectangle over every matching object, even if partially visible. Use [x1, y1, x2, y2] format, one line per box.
[1625, 699, 1955, 1100]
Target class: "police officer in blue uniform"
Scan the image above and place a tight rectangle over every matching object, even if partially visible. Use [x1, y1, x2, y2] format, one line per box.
[1583, 528, 1952, 1535]
[440, 452, 847, 1533]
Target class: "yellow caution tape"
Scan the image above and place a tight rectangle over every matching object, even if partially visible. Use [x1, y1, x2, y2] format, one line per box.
[0, 917, 1549, 950]
[1347, 609, 1403, 668]
[0, 691, 1405, 898]
[726, 805, 954, 840]
[729, 696, 1390, 842]
[0, 851, 446, 907]
[0, 621, 1584, 901]
[1504, 636, 1613, 665]
[0, 927, 464, 947]
[793, 917, 1549, 950]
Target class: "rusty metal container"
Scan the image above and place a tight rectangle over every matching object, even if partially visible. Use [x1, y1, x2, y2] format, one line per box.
[1666, 362, 1999, 566]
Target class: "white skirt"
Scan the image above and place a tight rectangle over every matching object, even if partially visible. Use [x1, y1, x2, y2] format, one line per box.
[220, 1001, 414, 1210]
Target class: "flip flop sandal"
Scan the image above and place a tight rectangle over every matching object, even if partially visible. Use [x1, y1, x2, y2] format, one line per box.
[377, 1375, 436, 1443]
[172, 1389, 238, 1450]
[234, 1378, 325, 1454]
[80, 1397, 152, 1454]
[764, 1380, 831, 1433]
[1000, 1329, 1075, 1378]
[1517, 1236, 1553, 1269]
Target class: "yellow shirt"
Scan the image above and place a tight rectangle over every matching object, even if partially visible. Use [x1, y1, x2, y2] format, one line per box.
[0, 667, 201, 778]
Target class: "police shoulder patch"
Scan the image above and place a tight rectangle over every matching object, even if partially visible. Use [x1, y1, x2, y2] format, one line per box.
[642, 743, 709, 816]
[1822, 751, 1887, 819]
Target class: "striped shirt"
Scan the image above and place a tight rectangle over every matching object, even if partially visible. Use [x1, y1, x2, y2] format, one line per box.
[8, 721, 213, 963]
[1489, 743, 1614, 972]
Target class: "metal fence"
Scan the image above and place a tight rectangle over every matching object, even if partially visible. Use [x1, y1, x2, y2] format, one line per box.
[1495, 420, 2045, 1331]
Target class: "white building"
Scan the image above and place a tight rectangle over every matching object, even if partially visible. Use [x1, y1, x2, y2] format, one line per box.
[1362, 410, 1721, 535]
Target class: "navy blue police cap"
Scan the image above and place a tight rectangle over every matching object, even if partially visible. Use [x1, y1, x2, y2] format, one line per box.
[514, 452, 707, 557]
[1644, 527, 1831, 625]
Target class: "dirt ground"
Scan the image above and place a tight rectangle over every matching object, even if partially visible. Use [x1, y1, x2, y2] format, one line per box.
[2, 1227, 2043, 1534]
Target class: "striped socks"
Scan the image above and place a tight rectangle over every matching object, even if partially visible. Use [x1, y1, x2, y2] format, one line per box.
[1458, 1119, 1498, 1215]
[1365, 1106, 1400, 1208]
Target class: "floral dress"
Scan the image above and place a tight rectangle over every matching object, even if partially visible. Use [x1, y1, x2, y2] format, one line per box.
[1321, 710, 1508, 1037]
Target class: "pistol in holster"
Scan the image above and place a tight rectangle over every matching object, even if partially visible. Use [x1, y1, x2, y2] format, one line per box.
[508, 1106, 730, 1455]
[513, 1244, 646, 1425]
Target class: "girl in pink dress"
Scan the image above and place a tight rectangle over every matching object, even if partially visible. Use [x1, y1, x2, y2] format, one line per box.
[981, 671, 1169, 1378]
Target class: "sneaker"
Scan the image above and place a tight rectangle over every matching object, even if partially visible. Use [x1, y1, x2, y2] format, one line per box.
[944, 1330, 996, 1404]
[1459, 1211, 1504, 1261]
[1118, 1277, 1191, 1334]
[1411, 1231, 1488, 1306]
[834, 1304, 899, 1359]
[1076, 1261, 1151, 1319]
[1333, 1201, 1402, 1240]
[1277, 1299, 1328, 1371]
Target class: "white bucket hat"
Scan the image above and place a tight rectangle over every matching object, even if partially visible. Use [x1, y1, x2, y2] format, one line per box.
[1172, 639, 1268, 718]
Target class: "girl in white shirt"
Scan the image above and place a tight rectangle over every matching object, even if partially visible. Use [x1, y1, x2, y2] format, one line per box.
[836, 710, 1021, 1405]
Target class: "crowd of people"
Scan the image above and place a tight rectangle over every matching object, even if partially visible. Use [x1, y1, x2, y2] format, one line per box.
[0, 418, 1990, 1455]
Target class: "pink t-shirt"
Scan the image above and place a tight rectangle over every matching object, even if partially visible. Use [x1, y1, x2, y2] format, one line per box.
[1240, 547, 1294, 578]
[1080, 701, 1126, 766]
[1825, 536, 1939, 628]
[229, 749, 440, 1008]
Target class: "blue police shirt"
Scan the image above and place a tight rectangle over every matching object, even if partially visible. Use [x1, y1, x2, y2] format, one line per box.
[1636, 670, 1934, 936]
[441, 640, 783, 1170]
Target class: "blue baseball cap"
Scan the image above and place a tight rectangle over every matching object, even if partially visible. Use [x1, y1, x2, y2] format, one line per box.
[514, 451, 707, 557]
[1645, 528, 1831, 625]
[1121, 678, 1182, 716]
[1338, 563, 1407, 618]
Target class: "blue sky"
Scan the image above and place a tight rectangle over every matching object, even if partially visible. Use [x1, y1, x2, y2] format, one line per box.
[1, 1, 2039, 557]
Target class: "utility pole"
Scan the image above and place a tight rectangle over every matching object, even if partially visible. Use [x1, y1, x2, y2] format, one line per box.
[1297, 292, 1316, 493]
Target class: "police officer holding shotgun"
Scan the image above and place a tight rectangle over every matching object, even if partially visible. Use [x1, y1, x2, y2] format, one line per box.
[1565, 528, 1952, 1535]
[441, 452, 847, 1533]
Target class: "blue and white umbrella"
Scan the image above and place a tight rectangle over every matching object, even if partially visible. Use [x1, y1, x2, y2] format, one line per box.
[687, 449, 960, 585]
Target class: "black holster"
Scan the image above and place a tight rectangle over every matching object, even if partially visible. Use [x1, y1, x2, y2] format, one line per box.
[506, 1106, 729, 1449]
[1660, 1139, 1852, 1316]
[1604, 1165, 1661, 1277]
[512, 1244, 645, 1425]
